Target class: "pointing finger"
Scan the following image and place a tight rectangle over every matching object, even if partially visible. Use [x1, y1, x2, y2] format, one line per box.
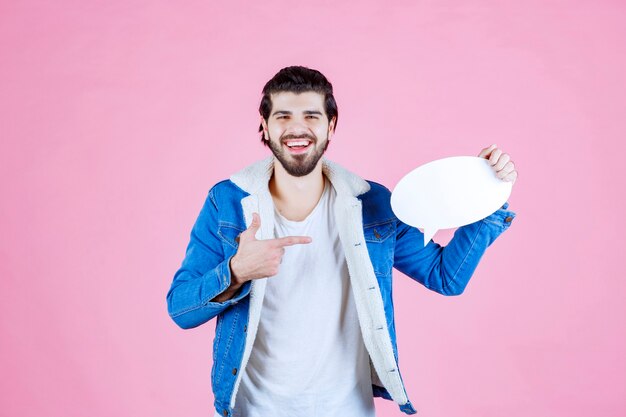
[274, 236, 313, 247]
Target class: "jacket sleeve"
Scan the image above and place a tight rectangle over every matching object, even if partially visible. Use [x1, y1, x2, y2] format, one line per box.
[166, 186, 251, 329]
[393, 202, 516, 295]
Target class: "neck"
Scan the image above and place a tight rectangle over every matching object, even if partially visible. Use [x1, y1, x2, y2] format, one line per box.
[269, 159, 326, 221]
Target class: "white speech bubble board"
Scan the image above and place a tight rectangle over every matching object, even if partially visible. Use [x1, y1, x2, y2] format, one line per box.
[390, 156, 512, 247]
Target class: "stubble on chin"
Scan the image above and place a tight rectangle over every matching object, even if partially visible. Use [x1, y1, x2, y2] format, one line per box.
[268, 137, 329, 177]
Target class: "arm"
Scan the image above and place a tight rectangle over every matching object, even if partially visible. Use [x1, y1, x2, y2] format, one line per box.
[393, 202, 516, 295]
[210, 261, 246, 302]
[166, 187, 251, 329]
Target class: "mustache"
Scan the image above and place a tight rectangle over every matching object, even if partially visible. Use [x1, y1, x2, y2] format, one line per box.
[281, 134, 316, 142]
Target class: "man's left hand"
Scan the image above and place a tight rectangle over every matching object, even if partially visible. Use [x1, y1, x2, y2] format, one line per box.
[478, 144, 518, 183]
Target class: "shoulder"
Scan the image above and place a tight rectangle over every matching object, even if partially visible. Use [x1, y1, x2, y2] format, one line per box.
[361, 180, 396, 224]
[206, 179, 249, 209]
[364, 180, 392, 196]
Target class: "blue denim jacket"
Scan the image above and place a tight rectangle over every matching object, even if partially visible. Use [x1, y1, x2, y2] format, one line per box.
[166, 156, 516, 416]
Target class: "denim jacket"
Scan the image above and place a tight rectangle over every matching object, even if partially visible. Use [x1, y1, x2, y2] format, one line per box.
[166, 156, 516, 416]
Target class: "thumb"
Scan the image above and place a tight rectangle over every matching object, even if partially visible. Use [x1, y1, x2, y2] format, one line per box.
[243, 212, 261, 239]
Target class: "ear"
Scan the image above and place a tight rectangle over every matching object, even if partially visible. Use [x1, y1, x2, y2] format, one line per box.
[260, 117, 269, 140]
[328, 116, 336, 138]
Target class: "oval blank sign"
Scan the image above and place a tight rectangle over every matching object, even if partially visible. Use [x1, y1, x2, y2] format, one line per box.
[391, 156, 512, 246]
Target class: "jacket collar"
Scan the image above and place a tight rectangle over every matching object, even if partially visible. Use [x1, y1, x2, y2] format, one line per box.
[229, 155, 371, 197]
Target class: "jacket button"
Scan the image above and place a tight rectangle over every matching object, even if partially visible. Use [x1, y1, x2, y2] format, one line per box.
[222, 410, 228, 416]
[505, 216, 513, 223]
[243, 324, 247, 332]
[232, 368, 238, 375]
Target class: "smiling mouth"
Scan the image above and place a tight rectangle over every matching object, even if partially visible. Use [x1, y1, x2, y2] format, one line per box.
[283, 139, 313, 153]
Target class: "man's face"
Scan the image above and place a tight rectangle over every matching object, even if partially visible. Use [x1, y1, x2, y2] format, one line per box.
[262, 91, 335, 177]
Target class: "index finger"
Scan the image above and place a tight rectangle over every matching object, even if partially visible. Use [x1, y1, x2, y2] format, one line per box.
[478, 144, 497, 158]
[273, 236, 313, 247]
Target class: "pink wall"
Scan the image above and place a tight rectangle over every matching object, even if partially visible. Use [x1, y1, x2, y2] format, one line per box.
[2, 1, 625, 416]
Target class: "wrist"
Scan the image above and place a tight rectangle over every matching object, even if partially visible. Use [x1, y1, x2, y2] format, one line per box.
[229, 255, 245, 287]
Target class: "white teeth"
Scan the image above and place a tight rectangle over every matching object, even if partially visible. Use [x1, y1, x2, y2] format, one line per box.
[286, 140, 310, 147]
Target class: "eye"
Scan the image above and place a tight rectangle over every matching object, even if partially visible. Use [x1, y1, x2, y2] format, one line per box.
[306, 116, 318, 119]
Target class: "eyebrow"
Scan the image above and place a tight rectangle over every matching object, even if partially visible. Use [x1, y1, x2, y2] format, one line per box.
[271, 110, 324, 117]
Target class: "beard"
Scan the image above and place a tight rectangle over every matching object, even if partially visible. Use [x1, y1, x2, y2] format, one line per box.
[266, 132, 330, 177]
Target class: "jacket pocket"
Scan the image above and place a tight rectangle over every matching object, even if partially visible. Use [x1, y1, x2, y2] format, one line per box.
[364, 219, 395, 243]
[363, 219, 396, 276]
[217, 222, 245, 249]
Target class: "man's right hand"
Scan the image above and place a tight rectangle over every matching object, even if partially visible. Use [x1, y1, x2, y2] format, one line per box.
[229, 212, 313, 285]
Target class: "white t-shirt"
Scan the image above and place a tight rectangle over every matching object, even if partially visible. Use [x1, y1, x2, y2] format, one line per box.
[227, 177, 376, 417]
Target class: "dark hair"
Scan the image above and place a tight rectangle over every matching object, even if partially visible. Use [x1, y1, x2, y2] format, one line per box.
[258, 66, 338, 146]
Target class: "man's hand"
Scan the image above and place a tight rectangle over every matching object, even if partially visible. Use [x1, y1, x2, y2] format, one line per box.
[230, 212, 312, 284]
[478, 144, 518, 183]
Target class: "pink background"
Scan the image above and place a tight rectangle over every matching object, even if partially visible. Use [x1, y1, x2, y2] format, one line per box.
[2, 1, 625, 416]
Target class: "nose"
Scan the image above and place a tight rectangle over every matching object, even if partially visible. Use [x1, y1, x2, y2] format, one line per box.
[284, 118, 309, 136]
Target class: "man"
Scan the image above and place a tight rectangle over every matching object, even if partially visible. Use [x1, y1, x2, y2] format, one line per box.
[166, 66, 517, 417]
